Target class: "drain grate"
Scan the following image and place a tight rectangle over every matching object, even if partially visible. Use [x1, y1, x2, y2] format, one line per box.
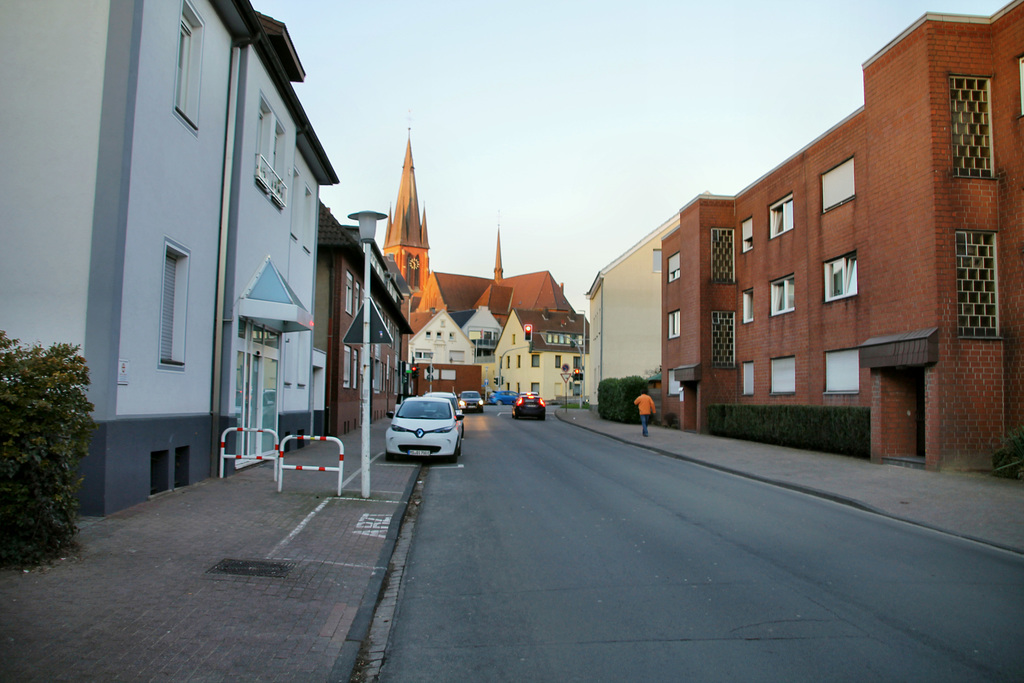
[207, 558, 295, 578]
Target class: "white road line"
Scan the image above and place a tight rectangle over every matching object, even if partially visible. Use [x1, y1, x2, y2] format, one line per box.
[268, 498, 330, 557]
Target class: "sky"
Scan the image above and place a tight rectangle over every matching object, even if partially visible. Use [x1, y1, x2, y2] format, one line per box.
[252, 0, 1008, 313]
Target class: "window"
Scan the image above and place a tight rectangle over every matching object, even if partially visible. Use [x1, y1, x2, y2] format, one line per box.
[345, 271, 354, 314]
[770, 275, 795, 315]
[668, 310, 680, 338]
[517, 355, 521, 368]
[554, 354, 561, 368]
[160, 242, 189, 367]
[531, 354, 540, 367]
[531, 382, 540, 393]
[741, 218, 753, 253]
[354, 281, 360, 312]
[424, 331, 431, 339]
[711, 311, 734, 368]
[175, 1, 203, 128]
[450, 350, 465, 363]
[343, 346, 351, 388]
[255, 98, 287, 207]
[667, 252, 680, 282]
[294, 185, 314, 252]
[742, 361, 754, 396]
[667, 368, 681, 396]
[949, 76, 992, 178]
[711, 228, 734, 282]
[824, 253, 858, 301]
[742, 289, 753, 323]
[770, 195, 793, 238]
[956, 231, 998, 337]
[825, 349, 859, 393]
[1020, 57, 1024, 115]
[822, 158, 855, 211]
[652, 249, 662, 273]
[771, 356, 796, 394]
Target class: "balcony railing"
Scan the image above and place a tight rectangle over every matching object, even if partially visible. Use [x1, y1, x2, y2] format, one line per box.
[255, 154, 288, 208]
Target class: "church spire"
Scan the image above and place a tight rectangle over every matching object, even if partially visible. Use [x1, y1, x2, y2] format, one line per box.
[494, 227, 504, 282]
[383, 136, 428, 250]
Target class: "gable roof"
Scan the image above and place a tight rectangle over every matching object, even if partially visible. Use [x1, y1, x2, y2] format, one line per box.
[512, 308, 587, 353]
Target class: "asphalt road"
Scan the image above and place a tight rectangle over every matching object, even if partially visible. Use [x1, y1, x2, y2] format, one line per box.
[378, 406, 1024, 682]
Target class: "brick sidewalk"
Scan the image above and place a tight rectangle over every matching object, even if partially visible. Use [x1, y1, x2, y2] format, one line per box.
[0, 423, 419, 682]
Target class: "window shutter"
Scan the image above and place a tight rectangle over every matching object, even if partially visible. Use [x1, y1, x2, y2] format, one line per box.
[161, 253, 177, 361]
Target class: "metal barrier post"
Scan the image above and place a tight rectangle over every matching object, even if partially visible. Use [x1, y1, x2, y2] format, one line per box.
[219, 427, 280, 481]
[277, 435, 345, 496]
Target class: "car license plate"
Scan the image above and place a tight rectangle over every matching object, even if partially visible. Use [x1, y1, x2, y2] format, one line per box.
[408, 449, 430, 456]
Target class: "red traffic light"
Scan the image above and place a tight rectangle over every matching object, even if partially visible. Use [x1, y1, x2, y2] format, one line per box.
[523, 323, 533, 342]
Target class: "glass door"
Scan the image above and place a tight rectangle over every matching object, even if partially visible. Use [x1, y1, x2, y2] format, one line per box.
[235, 323, 280, 461]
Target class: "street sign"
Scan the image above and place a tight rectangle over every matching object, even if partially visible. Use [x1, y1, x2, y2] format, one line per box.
[561, 364, 570, 373]
[561, 372, 573, 382]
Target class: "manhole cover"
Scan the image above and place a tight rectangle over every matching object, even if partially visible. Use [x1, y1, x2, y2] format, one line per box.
[208, 558, 295, 578]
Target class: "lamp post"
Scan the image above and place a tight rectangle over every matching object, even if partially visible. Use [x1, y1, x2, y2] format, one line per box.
[349, 210, 386, 499]
[572, 310, 587, 409]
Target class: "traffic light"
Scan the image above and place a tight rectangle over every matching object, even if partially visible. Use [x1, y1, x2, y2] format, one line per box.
[410, 364, 419, 378]
[573, 368, 582, 383]
[523, 323, 533, 343]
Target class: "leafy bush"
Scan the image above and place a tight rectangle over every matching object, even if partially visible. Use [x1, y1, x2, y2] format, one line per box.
[707, 403, 870, 458]
[992, 426, 1024, 480]
[0, 332, 94, 567]
[597, 376, 649, 424]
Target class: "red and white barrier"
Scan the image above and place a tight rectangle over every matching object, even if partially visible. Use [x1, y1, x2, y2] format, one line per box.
[277, 435, 344, 496]
[219, 427, 280, 480]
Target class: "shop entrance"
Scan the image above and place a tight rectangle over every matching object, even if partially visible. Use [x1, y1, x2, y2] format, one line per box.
[234, 323, 280, 463]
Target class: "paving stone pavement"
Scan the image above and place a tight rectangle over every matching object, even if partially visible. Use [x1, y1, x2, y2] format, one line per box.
[0, 419, 419, 683]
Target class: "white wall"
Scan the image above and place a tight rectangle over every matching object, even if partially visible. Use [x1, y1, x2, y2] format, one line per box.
[115, 0, 231, 417]
[0, 1, 110, 347]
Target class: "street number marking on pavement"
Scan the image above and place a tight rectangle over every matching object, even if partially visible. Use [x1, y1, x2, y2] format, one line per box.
[355, 513, 391, 538]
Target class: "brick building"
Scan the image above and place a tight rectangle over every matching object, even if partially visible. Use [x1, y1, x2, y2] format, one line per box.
[662, 2, 1023, 471]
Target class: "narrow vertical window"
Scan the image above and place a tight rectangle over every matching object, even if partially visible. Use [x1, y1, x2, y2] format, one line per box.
[667, 252, 680, 282]
[652, 248, 662, 273]
[174, 1, 203, 128]
[742, 289, 753, 323]
[160, 242, 189, 367]
[956, 231, 998, 337]
[668, 310, 680, 339]
[742, 361, 754, 396]
[711, 311, 734, 368]
[741, 218, 753, 253]
[711, 228, 734, 282]
[769, 195, 794, 238]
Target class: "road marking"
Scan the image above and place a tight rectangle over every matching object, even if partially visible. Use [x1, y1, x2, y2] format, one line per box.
[268, 498, 330, 557]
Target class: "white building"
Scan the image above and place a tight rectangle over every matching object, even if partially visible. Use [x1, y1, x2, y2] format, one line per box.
[409, 310, 476, 366]
[0, 1, 337, 514]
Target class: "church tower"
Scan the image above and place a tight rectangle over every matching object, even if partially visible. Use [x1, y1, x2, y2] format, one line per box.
[383, 136, 429, 291]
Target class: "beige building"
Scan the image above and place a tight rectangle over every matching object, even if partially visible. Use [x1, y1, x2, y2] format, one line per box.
[408, 309, 476, 367]
[586, 214, 679, 395]
[493, 309, 588, 403]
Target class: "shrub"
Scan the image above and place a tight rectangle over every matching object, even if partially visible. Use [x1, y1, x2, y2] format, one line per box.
[0, 332, 94, 567]
[992, 426, 1024, 480]
[707, 403, 870, 458]
[597, 376, 649, 424]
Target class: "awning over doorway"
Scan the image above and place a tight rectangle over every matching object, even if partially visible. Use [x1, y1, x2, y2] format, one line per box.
[859, 327, 938, 368]
[237, 257, 313, 332]
[670, 363, 701, 382]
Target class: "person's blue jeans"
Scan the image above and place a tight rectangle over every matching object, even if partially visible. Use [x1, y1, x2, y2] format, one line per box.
[640, 414, 649, 436]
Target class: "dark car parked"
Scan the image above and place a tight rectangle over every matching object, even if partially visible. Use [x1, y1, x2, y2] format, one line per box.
[512, 393, 546, 420]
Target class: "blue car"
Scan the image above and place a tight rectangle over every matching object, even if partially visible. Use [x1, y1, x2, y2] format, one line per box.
[489, 390, 518, 405]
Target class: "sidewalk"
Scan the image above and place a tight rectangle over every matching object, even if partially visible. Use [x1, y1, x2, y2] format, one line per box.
[555, 407, 1024, 554]
[0, 419, 418, 682]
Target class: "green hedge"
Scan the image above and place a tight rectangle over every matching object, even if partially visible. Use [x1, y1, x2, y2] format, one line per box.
[707, 403, 870, 458]
[0, 332, 95, 567]
[597, 376, 649, 424]
[992, 426, 1024, 480]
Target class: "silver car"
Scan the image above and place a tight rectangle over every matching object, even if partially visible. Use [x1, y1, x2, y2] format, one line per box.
[385, 396, 463, 463]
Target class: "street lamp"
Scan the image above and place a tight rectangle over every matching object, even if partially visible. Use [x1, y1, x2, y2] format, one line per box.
[349, 210, 386, 499]
[572, 310, 587, 409]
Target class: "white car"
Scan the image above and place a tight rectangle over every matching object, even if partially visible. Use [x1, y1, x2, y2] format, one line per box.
[385, 396, 463, 463]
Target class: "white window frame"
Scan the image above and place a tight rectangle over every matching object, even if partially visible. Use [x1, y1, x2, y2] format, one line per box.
[742, 289, 753, 323]
[668, 310, 680, 339]
[160, 240, 190, 368]
[742, 361, 754, 396]
[303, 186, 315, 252]
[1020, 56, 1024, 115]
[825, 349, 860, 393]
[822, 158, 855, 211]
[343, 345, 351, 388]
[769, 195, 794, 238]
[770, 275, 795, 315]
[667, 252, 680, 282]
[741, 217, 753, 253]
[345, 271, 354, 314]
[824, 253, 858, 301]
[255, 97, 287, 207]
[174, 1, 203, 128]
[652, 249, 662, 273]
[771, 356, 796, 394]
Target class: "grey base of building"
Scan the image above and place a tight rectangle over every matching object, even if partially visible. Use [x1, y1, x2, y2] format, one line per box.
[78, 411, 318, 516]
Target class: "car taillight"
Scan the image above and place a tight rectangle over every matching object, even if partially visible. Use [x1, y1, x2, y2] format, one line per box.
[515, 397, 523, 406]
[538, 398, 545, 407]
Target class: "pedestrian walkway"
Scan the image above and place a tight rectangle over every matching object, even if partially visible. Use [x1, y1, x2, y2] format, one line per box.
[0, 419, 418, 682]
[555, 406, 1024, 554]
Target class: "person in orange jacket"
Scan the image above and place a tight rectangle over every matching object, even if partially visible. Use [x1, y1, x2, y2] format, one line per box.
[633, 388, 656, 437]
